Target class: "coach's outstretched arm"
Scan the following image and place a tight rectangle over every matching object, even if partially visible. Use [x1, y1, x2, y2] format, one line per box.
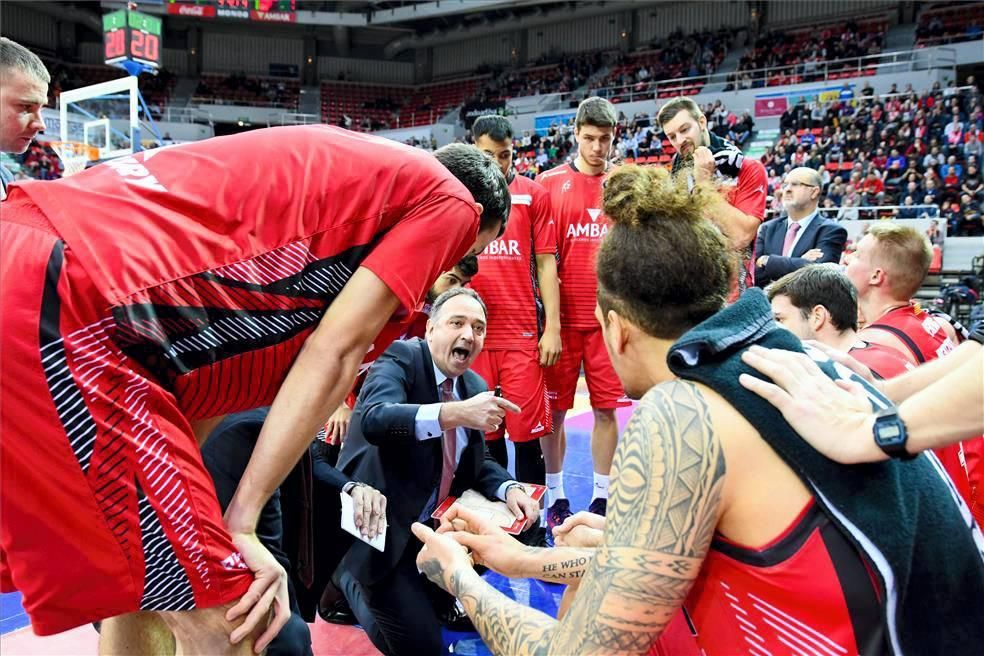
[223, 266, 402, 650]
[413, 381, 727, 655]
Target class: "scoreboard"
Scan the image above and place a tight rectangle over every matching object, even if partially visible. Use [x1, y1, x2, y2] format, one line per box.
[167, 0, 297, 22]
[104, 9, 163, 70]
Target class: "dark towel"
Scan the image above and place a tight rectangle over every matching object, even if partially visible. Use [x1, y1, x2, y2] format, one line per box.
[667, 288, 984, 655]
[671, 131, 744, 179]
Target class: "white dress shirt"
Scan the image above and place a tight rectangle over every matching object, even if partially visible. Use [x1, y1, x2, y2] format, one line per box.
[786, 209, 819, 255]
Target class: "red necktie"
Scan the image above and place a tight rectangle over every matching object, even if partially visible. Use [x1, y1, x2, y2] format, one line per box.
[782, 221, 801, 257]
[438, 378, 457, 503]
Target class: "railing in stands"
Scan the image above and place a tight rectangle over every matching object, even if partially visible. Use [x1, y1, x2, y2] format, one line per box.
[162, 106, 214, 125]
[765, 205, 942, 220]
[505, 45, 966, 116]
[280, 113, 321, 125]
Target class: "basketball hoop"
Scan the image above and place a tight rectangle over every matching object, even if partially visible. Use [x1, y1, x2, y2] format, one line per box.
[50, 141, 100, 178]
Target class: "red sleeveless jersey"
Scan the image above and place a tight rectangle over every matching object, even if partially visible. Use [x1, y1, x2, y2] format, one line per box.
[864, 304, 955, 363]
[651, 501, 886, 655]
[848, 339, 914, 380]
[862, 305, 982, 519]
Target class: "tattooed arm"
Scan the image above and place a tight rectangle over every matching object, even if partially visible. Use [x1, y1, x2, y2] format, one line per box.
[413, 381, 728, 655]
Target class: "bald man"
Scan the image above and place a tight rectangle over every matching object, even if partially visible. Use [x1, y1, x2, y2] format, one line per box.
[754, 167, 847, 287]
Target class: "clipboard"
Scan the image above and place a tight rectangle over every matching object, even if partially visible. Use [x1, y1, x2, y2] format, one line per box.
[431, 483, 546, 535]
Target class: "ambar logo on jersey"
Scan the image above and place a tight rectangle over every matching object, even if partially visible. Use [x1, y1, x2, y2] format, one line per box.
[566, 208, 608, 239]
[104, 155, 167, 192]
[483, 239, 521, 257]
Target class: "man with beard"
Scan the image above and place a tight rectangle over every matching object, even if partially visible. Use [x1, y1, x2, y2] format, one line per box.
[658, 96, 768, 299]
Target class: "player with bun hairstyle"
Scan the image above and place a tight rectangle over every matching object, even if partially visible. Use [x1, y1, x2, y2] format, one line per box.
[595, 166, 731, 349]
[410, 165, 984, 656]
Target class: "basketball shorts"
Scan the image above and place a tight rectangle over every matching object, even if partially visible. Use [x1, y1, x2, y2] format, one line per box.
[0, 198, 253, 635]
[544, 326, 630, 411]
[471, 349, 552, 443]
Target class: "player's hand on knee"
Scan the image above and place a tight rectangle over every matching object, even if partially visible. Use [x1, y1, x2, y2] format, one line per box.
[226, 532, 290, 653]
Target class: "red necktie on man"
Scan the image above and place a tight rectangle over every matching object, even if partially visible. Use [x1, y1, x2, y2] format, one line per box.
[782, 221, 801, 257]
[438, 378, 457, 502]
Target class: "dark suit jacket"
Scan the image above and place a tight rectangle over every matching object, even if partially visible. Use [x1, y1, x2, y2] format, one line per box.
[754, 213, 848, 287]
[336, 337, 511, 585]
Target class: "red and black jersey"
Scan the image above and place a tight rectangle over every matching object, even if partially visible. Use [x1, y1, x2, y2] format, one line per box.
[864, 304, 956, 364]
[470, 174, 556, 350]
[13, 126, 479, 419]
[653, 501, 887, 655]
[849, 339, 914, 380]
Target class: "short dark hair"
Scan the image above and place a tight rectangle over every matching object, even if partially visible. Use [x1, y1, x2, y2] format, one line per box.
[0, 37, 50, 84]
[766, 265, 859, 332]
[575, 97, 617, 130]
[455, 254, 479, 278]
[431, 286, 487, 321]
[472, 115, 513, 142]
[434, 143, 510, 236]
[657, 96, 703, 130]
[597, 165, 731, 338]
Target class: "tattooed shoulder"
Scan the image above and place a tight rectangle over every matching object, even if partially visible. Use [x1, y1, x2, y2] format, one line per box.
[547, 380, 728, 654]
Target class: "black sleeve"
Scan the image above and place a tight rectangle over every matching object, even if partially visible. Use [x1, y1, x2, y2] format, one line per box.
[359, 340, 423, 446]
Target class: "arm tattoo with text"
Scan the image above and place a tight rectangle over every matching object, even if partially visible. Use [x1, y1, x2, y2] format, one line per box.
[454, 381, 727, 655]
[538, 547, 595, 582]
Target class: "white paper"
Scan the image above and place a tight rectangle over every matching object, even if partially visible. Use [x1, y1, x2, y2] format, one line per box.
[339, 491, 386, 552]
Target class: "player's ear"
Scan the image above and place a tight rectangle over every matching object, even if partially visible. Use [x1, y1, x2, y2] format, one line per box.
[810, 305, 827, 332]
[609, 311, 630, 355]
[474, 202, 484, 216]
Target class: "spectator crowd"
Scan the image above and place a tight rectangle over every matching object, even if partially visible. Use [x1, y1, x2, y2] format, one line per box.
[761, 80, 983, 235]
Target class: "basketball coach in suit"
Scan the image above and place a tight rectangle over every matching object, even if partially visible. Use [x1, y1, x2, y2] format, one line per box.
[335, 287, 540, 656]
[754, 167, 848, 288]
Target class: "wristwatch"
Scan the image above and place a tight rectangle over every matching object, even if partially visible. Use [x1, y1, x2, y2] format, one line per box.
[872, 407, 915, 460]
[503, 482, 524, 496]
[342, 481, 367, 495]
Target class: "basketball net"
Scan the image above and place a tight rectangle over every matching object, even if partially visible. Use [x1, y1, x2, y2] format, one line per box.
[50, 140, 99, 177]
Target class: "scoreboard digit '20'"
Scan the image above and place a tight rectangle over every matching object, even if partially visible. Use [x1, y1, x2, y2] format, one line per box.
[104, 9, 163, 70]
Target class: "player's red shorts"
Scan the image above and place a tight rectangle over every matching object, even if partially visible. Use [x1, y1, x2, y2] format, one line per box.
[544, 327, 630, 411]
[0, 198, 253, 636]
[471, 349, 552, 443]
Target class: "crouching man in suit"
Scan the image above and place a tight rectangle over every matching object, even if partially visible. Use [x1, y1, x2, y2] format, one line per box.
[335, 287, 541, 655]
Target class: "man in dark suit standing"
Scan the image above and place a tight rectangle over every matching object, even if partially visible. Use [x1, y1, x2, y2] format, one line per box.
[336, 287, 541, 656]
[754, 167, 848, 288]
